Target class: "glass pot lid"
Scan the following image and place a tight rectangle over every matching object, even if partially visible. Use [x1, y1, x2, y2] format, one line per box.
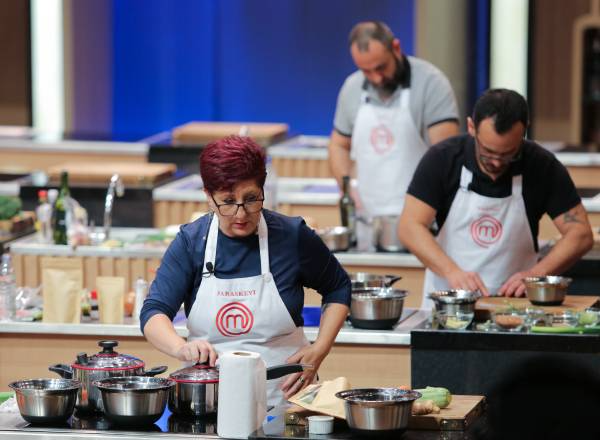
[71, 340, 144, 371]
[169, 363, 220, 383]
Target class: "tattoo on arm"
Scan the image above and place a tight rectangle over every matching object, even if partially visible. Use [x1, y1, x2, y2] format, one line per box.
[563, 209, 583, 224]
[321, 303, 331, 312]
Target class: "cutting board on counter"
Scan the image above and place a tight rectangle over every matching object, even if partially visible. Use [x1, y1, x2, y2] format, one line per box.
[47, 162, 177, 186]
[475, 295, 600, 320]
[171, 121, 289, 146]
[408, 395, 486, 431]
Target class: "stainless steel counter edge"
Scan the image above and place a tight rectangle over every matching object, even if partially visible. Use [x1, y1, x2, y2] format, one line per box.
[0, 139, 148, 156]
[0, 310, 429, 346]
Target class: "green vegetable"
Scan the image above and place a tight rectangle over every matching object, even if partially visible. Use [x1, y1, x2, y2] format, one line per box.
[578, 312, 598, 326]
[0, 196, 21, 220]
[414, 386, 452, 408]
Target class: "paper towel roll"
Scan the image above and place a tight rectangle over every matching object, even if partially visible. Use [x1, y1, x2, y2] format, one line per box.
[217, 350, 267, 439]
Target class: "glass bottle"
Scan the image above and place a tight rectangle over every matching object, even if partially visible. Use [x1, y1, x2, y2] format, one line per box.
[339, 175, 356, 246]
[0, 254, 16, 321]
[52, 171, 70, 245]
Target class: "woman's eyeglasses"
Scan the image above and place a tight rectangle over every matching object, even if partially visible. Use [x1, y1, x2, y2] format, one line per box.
[210, 194, 264, 216]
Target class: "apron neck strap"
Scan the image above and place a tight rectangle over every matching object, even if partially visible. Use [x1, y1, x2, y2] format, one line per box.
[511, 174, 523, 196]
[205, 212, 270, 275]
[459, 166, 473, 190]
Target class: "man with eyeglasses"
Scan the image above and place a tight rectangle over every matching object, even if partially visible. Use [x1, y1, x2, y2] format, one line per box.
[328, 21, 459, 219]
[141, 136, 351, 407]
[399, 89, 593, 307]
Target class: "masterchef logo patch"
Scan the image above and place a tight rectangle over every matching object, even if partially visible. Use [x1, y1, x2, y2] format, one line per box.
[370, 124, 394, 154]
[216, 302, 254, 337]
[470, 215, 503, 248]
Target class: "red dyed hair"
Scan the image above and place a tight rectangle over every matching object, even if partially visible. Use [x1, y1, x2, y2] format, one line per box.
[199, 135, 267, 193]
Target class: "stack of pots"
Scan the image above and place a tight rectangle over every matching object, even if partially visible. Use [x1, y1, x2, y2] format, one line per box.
[49, 340, 167, 413]
[427, 289, 481, 316]
[349, 273, 407, 330]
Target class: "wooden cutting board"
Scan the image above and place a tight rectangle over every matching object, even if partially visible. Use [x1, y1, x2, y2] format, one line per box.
[475, 295, 600, 321]
[408, 395, 485, 431]
[171, 121, 289, 146]
[47, 162, 176, 186]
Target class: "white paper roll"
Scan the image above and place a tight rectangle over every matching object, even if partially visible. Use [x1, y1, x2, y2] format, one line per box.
[217, 350, 267, 439]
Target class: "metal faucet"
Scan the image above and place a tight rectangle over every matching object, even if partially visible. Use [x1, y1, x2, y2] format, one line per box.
[103, 174, 124, 240]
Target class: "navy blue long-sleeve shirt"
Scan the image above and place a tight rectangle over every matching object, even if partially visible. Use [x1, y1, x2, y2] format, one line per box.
[140, 210, 351, 331]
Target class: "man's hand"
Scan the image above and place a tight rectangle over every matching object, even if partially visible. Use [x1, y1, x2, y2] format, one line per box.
[445, 268, 490, 296]
[173, 340, 218, 366]
[498, 270, 539, 297]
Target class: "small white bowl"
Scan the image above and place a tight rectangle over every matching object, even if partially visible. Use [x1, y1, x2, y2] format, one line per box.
[307, 415, 334, 434]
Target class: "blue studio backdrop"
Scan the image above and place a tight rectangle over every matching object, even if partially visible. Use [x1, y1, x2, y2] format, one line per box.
[111, 0, 414, 139]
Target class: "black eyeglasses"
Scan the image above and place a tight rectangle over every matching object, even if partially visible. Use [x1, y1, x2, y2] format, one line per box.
[474, 134, 523, 165]
[210, 193, 264, 217]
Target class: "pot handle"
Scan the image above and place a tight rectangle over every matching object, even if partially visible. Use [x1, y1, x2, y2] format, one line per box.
[384, 275, 402, 286]
[266, 363, 313, 381]
[143, 365, 168, 377]
[49, 364, 73, 379]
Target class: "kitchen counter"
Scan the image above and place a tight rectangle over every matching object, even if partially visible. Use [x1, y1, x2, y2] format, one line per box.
[411, 323, 600, 396]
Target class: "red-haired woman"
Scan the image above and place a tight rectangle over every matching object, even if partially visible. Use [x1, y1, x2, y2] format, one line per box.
[141, 136, 351, 406]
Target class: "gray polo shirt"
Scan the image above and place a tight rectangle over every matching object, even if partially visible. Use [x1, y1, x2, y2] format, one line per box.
[333, 55, 459, 145]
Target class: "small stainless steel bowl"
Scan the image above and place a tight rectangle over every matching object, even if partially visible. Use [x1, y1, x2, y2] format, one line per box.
[350, 288, 407, 330]
[93, 376, 174, 426]
[317, 226, 350, 252]
[523, 276, 572, 306]
[428, 289, 481, 316]
[336, 388, 421, 434]
[9, 378, 80, 424]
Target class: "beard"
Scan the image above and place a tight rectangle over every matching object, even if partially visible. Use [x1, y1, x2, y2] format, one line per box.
[371, 56, 404, 96]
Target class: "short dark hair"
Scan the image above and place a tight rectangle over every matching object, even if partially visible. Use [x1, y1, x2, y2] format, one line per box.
[472, 88, 529, 134]
[349, 21, 395, 52]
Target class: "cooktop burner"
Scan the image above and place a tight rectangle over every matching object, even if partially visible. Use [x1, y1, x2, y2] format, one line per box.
[21, 408, 218, 435]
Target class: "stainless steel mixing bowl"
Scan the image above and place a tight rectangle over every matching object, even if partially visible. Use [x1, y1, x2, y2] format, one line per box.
[349, 288, 408, 330]
[336, 388, 421, 434]
[93, 376, 174, 426]
[9, 378, 81, 424]
[523, 276, 572, 305]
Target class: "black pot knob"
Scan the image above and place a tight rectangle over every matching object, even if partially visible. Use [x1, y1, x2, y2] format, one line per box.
[76, 352, 89, 365]
[98, 340, 118, 354]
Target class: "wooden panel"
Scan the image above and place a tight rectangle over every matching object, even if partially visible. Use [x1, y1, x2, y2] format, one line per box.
[23, 255, 39, 287]
[11, 253, 24, 287]
[47, 162, 176, 185]
[319, 344, 411, 388]
[147, 258, 161, 283]
[153, 201, 169, 228]
[84, 256, 98, 290]
[0, 150, 145, 173]
[531, 0, 591, 141]
[566, 166, 600, 188]
[115, 258, 131, 291]
[130, 259, 147, 285]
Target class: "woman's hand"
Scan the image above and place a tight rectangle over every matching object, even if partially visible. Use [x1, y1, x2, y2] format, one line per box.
[174, 340, 218, 366]
[280, 342, 328, 399]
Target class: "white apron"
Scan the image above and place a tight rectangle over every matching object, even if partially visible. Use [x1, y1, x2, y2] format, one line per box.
[187, 213, 309, 406]
[352, 88, 429, 217]
[422, 166, 538, 309]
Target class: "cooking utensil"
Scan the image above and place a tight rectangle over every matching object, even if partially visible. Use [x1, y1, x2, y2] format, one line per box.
[316, 226, 350, 252]
[336, 388, 421, 434]
[48, 340, 167, 413]
[93, 376, 174, 426]
[523, 276, 572, 305]
[373, 216, 406, 252]
[428, 290, 481, 316]
[349, 288, 407, 330]
[168, 362, 309, 417]
[9, 378, 81, 424]
[350, 272, 402, 290]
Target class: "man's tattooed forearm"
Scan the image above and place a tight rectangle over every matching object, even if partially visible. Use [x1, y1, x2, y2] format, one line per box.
[563, 211, 583, 224]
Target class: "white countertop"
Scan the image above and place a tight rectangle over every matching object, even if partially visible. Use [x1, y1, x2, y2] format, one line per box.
[0, 309, 428, 346]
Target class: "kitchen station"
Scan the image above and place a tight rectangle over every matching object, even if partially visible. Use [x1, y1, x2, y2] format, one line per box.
[2, 1, 600, 439]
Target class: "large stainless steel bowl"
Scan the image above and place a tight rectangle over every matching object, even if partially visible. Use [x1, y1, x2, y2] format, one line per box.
[428, 289, 481, 315]
[350, 272, 402, 290]
[336, 388, 421, 434]
[93, 376, 174, 426]
[316, 226, 350, 252]
[9, 378, 80, 424]
[349, 288, 407, 330]
[523, 276, 572, 305]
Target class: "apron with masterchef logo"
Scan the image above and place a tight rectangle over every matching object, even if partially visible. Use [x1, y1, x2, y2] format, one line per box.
[352, 88, 429, 217]
[187, 212, 309, 406]
[422, 166, 538, 309]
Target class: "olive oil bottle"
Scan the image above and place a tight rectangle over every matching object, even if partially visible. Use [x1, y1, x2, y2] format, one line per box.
[52, 171, 70, 245]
